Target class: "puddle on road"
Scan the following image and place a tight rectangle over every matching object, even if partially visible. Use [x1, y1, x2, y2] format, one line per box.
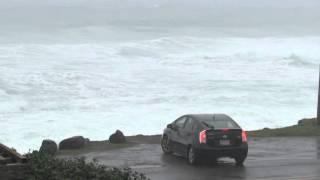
[131, 164, 163, 169]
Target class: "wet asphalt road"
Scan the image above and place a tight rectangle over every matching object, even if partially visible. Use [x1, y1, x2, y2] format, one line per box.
[62, 137, 320, 180]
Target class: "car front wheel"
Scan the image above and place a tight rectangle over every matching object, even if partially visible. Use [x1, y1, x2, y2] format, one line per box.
[161, 135, 172, 154]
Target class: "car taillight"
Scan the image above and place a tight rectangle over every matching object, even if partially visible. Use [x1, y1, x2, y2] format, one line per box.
[222, 128, 230, 133]
[199, 130, 207, 144]
[242, 130, 247, 142]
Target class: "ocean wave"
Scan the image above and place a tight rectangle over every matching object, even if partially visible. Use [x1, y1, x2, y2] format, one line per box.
[283, 54, 318, 68]
[0, 36, 319, 153]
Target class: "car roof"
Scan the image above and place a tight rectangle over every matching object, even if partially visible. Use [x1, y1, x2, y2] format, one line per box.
[185, 114, 233, 122]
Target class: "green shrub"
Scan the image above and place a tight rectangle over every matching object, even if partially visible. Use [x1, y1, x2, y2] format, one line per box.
[26, 151, 149, 180]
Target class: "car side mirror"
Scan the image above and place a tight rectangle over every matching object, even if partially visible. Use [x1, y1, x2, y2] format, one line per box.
[167, 123, 178, 130]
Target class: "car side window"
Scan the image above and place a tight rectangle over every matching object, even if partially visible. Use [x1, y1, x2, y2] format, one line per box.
[184, 118, 194, 131]
[175, 117, 187, 128]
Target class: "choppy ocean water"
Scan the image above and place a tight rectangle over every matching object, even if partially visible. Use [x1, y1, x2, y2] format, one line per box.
[0, 0, 319, 152]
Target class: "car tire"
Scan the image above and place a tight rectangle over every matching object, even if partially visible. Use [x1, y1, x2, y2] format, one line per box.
[161, 135, 172, 154]
[187, 146, 198, 165]
[235, 156, 246, 166]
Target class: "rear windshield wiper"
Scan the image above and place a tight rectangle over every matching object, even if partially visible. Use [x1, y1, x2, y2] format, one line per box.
[202, 122, 215, 129]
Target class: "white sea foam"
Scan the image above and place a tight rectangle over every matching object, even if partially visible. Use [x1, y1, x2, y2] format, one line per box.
[0, 36, 319, 152]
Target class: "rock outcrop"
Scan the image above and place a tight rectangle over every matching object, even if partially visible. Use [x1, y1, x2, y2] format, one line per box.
[109, 130, 126, 144]
[59, 136, 89, 150]
[39, 139, 58, 155]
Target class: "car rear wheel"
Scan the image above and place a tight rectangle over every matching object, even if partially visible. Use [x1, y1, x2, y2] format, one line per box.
[161, 135, 172, 154]
[235, 156, 246, 166]
[187, 146, 198, 165]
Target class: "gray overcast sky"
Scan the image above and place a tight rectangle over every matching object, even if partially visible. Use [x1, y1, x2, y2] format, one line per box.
[0, 0, 319, 37]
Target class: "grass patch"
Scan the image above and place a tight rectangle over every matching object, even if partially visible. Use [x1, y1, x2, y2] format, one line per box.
[248, 118, 320, 137]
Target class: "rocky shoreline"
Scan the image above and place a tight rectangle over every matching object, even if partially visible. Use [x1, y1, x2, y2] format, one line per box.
[37, 118, 319, 157]
[38, 130, 162, 157]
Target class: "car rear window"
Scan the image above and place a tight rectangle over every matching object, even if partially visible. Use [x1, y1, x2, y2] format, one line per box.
[202, 119, 240, 129]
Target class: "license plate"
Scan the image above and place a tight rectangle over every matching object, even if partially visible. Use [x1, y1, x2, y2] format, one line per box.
[219, 140, 230, 146]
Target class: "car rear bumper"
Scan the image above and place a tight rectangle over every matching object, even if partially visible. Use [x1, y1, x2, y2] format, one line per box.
[195, 143, 248, 158]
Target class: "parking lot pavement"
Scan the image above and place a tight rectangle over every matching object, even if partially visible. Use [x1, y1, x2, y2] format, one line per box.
[61, 137, 320, 180]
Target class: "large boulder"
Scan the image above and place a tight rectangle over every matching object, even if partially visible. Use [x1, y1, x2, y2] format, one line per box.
[298, 118, 316, 126]
[109, 130, 126, 144]
[59, 136, 88, 150]
[39, 139, 58, 155]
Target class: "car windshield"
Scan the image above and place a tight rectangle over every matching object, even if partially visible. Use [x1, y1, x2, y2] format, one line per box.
[202, 119, 240, 129]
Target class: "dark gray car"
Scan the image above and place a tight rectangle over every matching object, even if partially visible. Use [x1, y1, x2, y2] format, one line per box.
[161, 114, 248, 165]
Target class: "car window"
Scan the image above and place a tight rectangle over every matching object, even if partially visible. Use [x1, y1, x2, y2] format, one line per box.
[175, 117, 187, 128]
[184, 118, 194, 131]
[202, 119, 240, 129]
